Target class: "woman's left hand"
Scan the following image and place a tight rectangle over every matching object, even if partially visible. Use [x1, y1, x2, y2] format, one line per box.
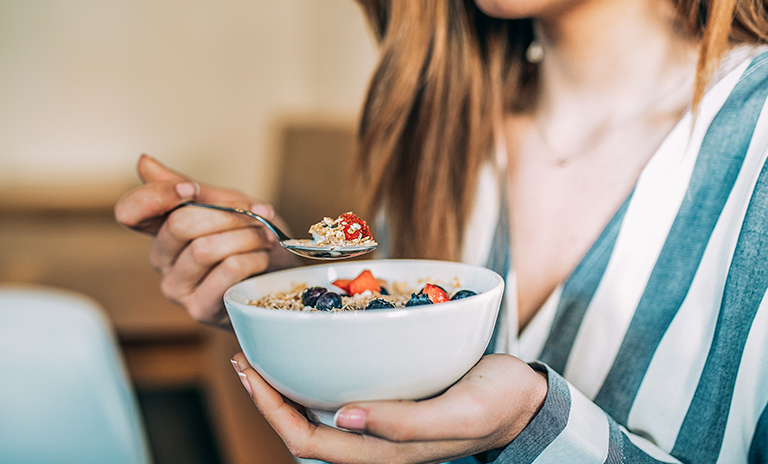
[231, 353, 548, 464]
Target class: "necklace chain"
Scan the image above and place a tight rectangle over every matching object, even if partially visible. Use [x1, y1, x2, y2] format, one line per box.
[535, 121, 608, 165]
[534, 69, 694, 166]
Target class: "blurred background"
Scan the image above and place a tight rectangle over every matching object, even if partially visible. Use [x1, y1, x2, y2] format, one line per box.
[0, 0, 377, 463]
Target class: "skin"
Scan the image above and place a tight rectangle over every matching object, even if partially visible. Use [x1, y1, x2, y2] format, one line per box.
[114, 154, 299, 327]
[496, 0, 699, 329]
[114, 0, 702, 461]
[231, 353, 547, 464]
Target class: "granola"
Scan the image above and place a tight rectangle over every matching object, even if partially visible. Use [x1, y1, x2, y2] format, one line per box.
[248, 270, 476, 312]
[249, 282, 410, 312]
[307, 212, 376, 248]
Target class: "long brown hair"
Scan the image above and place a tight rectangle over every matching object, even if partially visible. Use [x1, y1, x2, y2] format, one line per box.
[354, 0, 768, 260]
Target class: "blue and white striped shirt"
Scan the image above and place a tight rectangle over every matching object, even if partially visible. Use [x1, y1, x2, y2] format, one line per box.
[460, 47, 768, 463]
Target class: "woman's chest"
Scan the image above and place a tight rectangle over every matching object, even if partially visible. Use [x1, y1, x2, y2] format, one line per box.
[504, 115, 677, 329]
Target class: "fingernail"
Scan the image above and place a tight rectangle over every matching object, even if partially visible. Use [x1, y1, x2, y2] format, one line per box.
[238, 372, 253, 397]
[176, 182, 198, 200]
[333, 407, 366, 431]
[251, 203, 274, 219]
[231, 358, 242, 373]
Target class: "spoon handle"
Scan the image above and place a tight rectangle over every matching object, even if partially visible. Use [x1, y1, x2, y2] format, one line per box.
[180, 202, 292, 242]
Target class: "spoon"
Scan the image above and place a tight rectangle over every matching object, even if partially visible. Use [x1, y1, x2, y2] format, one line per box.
[181, 202, 377, 260]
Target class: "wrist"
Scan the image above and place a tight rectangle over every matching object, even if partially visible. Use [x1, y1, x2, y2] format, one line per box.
[524, 368, 549, 429]
[496, 364, 549, 450]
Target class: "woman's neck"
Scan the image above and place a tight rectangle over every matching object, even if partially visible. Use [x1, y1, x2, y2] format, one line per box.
[533, 0, 699, 121]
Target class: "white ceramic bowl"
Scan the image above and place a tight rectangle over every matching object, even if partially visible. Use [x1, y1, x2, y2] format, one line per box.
[224, 259, 504, 425]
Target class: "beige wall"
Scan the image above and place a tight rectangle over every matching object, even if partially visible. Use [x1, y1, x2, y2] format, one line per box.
[0, 0, 377, 203]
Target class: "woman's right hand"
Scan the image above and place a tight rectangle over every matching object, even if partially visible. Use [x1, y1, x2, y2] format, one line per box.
[115, 154, 299, 328]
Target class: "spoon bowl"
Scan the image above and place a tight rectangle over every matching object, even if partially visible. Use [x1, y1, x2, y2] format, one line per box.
[181, 202, 377, 260]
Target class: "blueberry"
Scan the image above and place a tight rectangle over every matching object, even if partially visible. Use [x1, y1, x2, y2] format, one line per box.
[302, 286, 327, 307]
[405, 292, 433, 307]
[315, 291, 342, 311]
[379, 287, 390, 295]
[365, 298, 395, 310]
[451, 289, 477, 300]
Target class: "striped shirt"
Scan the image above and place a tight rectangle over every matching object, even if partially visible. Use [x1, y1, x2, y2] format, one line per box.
[456, 47, 768, 463]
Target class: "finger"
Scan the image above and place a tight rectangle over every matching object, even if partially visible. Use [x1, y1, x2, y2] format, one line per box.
[178, 250, 272, 325]
[149, 204, 266, 271]
[137, 155, 247, 206]
[137, 154, 189, 183]
[334, 355, 542, 443]
[158, 229, 274, 324]
[164, 226, 274, 292]
[335, 387, 492, 443]
[115, 179, 199, 234]
[230, 355, 385, 464]
[229, 353, 326, 455]
[231, 354, 485, 464]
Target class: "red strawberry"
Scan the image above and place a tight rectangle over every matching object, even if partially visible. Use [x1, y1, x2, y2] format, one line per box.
[348, 269, 381, 295]
[332, 279, 352, 294]
[421, 284, 449, 304]
[339, 213, 371, 241]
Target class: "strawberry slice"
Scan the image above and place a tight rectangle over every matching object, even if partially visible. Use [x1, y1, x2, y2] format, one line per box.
[339, 213, 372, 241]
[422, 284, 449, 304]
[331, 279, 352, 294]
[348, 269, 381, 295]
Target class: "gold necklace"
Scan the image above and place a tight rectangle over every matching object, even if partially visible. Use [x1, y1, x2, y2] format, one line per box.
[534, 70, 694, 166]
[534, 121, 611, 165]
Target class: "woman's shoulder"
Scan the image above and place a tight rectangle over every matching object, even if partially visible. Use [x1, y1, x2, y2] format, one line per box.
[696, 45, 768, 145]
[712, 44, 768, 82]
[699, 45, 768, 115]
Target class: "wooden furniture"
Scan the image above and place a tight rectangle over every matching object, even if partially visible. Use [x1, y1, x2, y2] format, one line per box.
[273, 119, 360, 235]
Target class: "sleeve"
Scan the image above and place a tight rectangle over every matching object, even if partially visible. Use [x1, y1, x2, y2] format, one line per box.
[750, 402, 768, 462]
[477, 363, 681, 464]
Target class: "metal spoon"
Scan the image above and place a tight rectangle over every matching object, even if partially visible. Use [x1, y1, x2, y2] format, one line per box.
[181, 202, 377, 260]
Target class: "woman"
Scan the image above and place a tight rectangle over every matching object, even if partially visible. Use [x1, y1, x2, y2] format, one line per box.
[116, 0, 768, 462]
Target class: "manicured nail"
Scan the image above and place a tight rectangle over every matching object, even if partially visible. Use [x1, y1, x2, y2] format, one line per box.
[333, 407, 366, 431]
[175, 182, 199, 200]
[231, 358, 242, 373]
[250, 203, 274, 219]
[238, 372, 253, 396]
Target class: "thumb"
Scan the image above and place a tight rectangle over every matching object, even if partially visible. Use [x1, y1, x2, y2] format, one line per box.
[137, 154, 189, 184]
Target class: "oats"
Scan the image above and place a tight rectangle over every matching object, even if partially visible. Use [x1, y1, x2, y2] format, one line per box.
[306, 212, 377, 248]
[248, 277, 467, 312]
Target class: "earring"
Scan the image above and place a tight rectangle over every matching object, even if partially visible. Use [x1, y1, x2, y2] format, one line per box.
[525, 39, 544, 64]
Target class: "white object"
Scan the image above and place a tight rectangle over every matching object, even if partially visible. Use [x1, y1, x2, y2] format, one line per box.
[224, 259, 504, 425]
[0, 285, 152, 464]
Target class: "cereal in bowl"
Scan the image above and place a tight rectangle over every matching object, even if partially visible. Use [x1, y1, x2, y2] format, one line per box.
[248, 269, 478, 312]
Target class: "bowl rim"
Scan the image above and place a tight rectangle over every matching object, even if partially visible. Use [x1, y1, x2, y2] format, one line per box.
[223, 258, 505, 320]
